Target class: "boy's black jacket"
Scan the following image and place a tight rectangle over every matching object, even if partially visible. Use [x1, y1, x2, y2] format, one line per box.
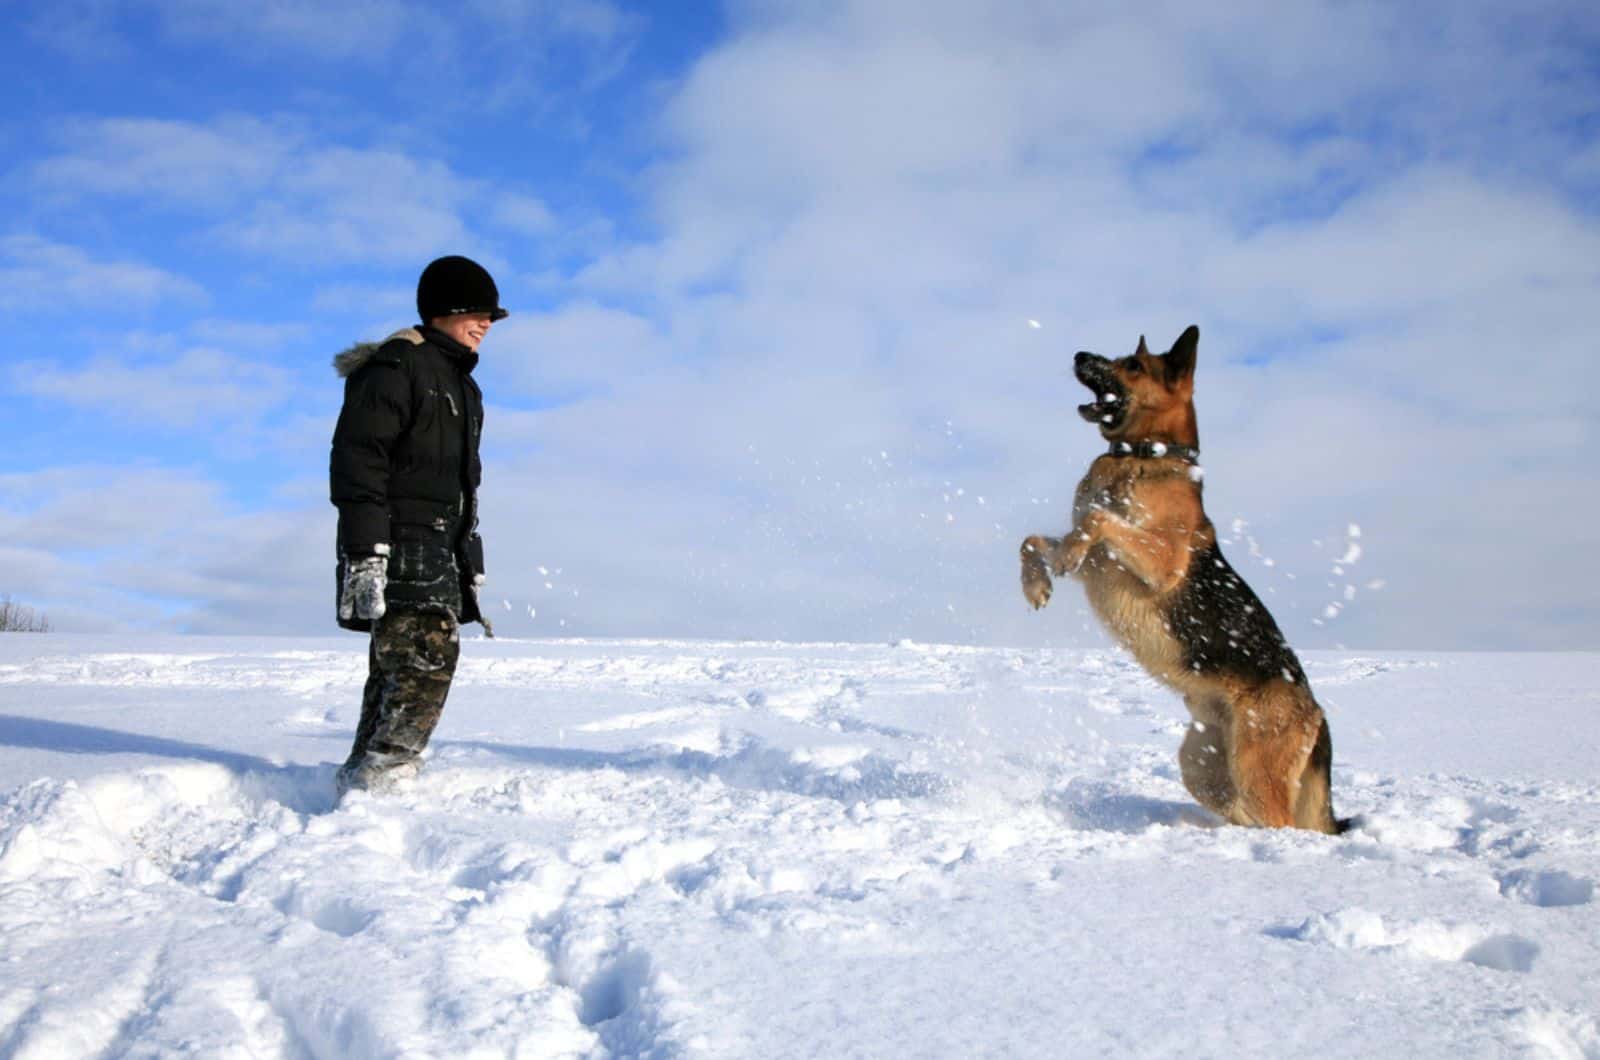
[330, 325, 485, 631]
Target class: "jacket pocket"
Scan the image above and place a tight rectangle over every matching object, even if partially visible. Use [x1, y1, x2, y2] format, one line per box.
[420, 386, 458, 426]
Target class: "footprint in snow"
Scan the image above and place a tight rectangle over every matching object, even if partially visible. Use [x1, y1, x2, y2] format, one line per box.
[1267, 908, 1540, 973]
[1498, 868, 1595, 908]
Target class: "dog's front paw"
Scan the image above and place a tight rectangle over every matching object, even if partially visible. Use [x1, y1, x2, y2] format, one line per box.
[1022, 566, 1053, 609]
[1054, 533, 1092, 576]
[1020, 536, 1055, 610]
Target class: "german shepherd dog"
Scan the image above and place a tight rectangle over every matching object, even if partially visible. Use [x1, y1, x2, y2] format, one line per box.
[1020, 326, 1345, 834]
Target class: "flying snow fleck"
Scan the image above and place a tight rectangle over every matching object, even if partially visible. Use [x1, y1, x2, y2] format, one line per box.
[1028, 319, 1042, 329]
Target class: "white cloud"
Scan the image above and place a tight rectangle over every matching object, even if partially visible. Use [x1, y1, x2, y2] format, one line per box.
[32, 116, 296, 206]
[71, 0, 642, 65]
[469, 0, 636, 42]
[1205, 170, 1600, 320]
[152, 0, 422, 58]
[18, 0, 136, 62]
[310, 282, 414, 319]
[0, 466, 330, 634]
[33, 118, 483, 265]
[493, 193, 557, 237]
[0, 467, 230, 552]
[0, 235, 205, 311]
[491, 302, 672, 393]
[10, 347, 293, 430]
[188, 318, 308, 350]
[25, 0, 643, 105]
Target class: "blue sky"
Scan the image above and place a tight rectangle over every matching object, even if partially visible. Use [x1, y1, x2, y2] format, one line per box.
[3, 1, 1598, 649]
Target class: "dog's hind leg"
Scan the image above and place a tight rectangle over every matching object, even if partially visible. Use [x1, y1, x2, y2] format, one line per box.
[1225, 683, 1342, 833]
[1291, 715, 1341, 834]
[1225, 683, 1319, 830]
[1178, 705, 1236, 821]
[1226, 739, 1297, 829]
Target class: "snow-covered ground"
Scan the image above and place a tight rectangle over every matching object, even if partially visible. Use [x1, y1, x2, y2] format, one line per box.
[1, 634, 1596, 1058]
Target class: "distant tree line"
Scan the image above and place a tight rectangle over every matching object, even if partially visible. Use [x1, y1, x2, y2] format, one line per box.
[0, 595, 51, 633]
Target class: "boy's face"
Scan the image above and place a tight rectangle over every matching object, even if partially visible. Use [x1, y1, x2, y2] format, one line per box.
[432, 311, 495, 352]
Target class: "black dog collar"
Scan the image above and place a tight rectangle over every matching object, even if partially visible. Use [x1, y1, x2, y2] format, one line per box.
[1107, 440, 1201, 463]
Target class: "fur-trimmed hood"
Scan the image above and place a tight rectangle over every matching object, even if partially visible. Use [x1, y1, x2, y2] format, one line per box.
[332, 327, 424, 378]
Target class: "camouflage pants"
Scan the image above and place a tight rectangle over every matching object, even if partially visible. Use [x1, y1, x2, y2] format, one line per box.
[343, 609, 460, 773]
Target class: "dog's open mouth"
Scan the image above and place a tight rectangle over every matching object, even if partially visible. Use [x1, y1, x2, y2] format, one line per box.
[1074, 355, 1127, 429]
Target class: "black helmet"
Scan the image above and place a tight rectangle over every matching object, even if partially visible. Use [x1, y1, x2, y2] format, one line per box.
[416, 255, 509, 322]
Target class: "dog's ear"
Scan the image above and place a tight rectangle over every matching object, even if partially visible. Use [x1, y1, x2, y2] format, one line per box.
[1135, 335, 1150, 357]
[1165, 325, 1199, 383]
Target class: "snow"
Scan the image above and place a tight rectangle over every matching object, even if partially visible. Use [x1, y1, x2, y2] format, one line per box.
[1, 635, 1597, 1058]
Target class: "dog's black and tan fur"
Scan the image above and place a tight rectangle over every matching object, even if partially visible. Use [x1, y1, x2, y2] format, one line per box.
[1022, 325, 1344, 834]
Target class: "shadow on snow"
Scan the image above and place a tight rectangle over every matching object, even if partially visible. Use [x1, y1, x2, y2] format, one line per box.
[441, 737, 952, 805]
[0, 714, 336, 814]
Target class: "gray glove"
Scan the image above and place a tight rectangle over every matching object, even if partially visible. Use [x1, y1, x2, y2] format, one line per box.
[470, 573, 495, 638]
[339, 549, 389, 622]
